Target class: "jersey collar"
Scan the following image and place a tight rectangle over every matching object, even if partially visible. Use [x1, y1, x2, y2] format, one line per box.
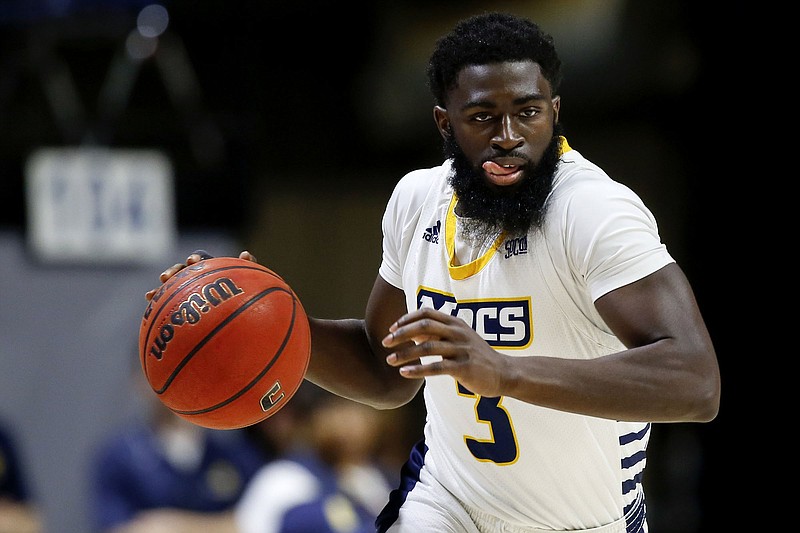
[445, 136, 570, 280]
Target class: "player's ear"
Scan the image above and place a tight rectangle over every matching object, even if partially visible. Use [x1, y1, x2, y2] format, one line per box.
[433, 106, 451, 139]
[551, 96, 561, 124]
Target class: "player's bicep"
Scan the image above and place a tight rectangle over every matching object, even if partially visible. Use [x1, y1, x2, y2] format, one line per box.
[365, 275, 423, 404]
[595, 263, 720, 421]
[365, 275, 408, 356]
[594, 263, 705, 350]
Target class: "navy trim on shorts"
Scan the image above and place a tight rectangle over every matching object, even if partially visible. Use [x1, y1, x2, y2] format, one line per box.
[624, 493, 646, 532]
[374, 436, 646, 532]
[375, 439, 428, 533]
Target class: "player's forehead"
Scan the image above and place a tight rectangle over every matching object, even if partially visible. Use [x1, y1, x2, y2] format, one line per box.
[448, 60, 551, 108]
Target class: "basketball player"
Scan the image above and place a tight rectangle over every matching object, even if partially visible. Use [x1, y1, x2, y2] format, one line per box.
[87, 368, 264, 533]
[235, 384, 391, 533]
[0, 421, 42, 533]
[148, 12, 720, 532]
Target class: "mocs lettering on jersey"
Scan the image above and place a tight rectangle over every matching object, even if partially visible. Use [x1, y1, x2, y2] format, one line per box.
[148, 276, 245, 361]
[417, 288, 532, 348]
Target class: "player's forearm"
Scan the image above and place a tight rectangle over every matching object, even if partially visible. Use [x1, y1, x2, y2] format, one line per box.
[505, 341, 720, 423]
[305, 317, 421, 409]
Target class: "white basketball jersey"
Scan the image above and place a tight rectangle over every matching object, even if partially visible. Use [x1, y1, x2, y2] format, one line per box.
[378, 141, 673, 530]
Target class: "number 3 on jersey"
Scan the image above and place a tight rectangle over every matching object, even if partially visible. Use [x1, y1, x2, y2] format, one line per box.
[457, 382, 519, 465]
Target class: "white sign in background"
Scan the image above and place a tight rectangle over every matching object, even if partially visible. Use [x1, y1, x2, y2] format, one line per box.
[25, 147, 177, 264]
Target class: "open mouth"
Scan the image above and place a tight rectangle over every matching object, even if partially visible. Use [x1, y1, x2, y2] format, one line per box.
[482, 159, 525, 186]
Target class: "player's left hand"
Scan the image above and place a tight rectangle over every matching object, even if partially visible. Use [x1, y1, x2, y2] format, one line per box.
[144, 250, 258, 302]
[382, 307, 509, 397]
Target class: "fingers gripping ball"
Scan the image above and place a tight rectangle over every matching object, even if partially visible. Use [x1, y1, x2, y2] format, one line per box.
[139, 257, 311, 429]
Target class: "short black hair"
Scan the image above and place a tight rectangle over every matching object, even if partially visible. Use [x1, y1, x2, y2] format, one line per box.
[426, 12, 563, 107]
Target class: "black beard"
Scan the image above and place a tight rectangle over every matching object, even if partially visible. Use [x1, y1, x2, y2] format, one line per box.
[445, 130, 562, 244]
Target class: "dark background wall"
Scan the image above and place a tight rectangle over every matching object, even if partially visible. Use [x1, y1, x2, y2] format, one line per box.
[0, 1, 737, 531]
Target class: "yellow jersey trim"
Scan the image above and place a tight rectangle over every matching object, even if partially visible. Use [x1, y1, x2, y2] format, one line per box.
[445, 136, 571, 281]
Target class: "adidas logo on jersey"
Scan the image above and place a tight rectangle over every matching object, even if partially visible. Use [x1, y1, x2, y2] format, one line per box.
[422, 220, 441, 244]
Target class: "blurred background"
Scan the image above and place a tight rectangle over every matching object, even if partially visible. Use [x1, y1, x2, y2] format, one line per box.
[0, 1, 735, 532]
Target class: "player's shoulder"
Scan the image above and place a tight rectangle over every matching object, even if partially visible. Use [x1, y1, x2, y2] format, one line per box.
[386, 160, 451, 218]
[393, 160, 450, 196]
[556, 149, 614, 188]
[205, 430, 264, 466]
[246, 457, 321, 499]
[552, 148, 641, 207]
[88, 424, 157, 473]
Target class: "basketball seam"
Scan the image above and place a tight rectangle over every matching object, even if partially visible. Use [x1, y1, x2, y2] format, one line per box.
[141, 263, 279, 381]
[169, 290, 304, 416]
[153, 286, 291, 394]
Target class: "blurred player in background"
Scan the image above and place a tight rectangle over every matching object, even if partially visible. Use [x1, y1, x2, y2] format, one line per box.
[0, 420, 42, 533]
[148, 11, 720, 533]
[87, 366, 264, 533]
[235, 382, 392, 533]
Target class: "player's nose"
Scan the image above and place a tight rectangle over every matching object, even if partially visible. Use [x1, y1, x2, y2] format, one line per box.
[490, 115, 524, 151]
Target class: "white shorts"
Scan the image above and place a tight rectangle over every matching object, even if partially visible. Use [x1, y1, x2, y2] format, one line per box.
[377, 442, 646, 533]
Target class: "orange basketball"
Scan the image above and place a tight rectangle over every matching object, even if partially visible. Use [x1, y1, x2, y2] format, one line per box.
[138, 257, 311, 430]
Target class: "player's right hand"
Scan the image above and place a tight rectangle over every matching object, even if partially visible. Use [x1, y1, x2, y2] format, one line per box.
[144, 250, 257, 301]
